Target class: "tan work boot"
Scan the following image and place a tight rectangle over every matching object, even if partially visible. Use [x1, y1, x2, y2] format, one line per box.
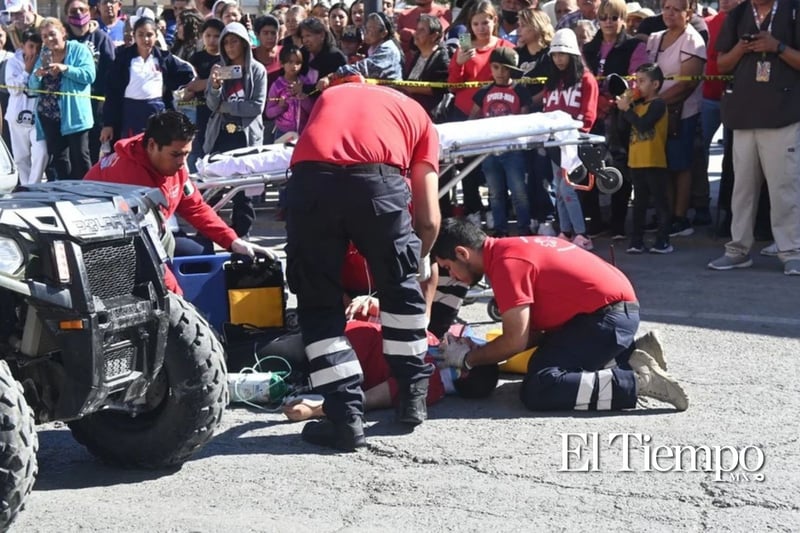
[635, 330, 666, 370]
[629, 350, 688, 411]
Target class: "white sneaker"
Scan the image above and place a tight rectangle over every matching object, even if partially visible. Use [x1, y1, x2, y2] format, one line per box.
[572, 234, 594, 251]
[760, 242, 778, 257]
[629, 350, 688, 411]
[538, 220, 557, 236]
[635, 330, 666, 370]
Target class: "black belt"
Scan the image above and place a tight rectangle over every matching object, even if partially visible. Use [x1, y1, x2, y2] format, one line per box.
[595, 301, 639, 314]
[292, 161, 403, 175]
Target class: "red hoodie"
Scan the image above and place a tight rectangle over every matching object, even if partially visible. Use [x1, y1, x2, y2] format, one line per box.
[543, 69, 599, 132]
[85, 134, 239, 293]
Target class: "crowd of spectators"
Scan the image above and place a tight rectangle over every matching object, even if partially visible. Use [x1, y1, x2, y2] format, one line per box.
[0, 0, 797, 273]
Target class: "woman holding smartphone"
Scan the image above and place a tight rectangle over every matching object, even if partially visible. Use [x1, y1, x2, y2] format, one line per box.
[205, 21, 267, 238]
[101, 16, 195, 143]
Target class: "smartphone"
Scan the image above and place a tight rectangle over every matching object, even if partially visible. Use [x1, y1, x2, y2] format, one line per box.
[40, 48, 52, 69]
[217, 65, 243, 80]
[458, 32, 473, 50]
[741, 33, 756, 42]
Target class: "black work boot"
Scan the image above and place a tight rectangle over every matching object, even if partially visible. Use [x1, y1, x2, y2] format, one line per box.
[397, 378, 429, 426]
[301, 417, 366, 452]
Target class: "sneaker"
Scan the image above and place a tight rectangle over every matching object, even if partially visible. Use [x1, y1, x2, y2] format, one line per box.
[573, 234, 594, 251]
[635, 331, 666, 370]
[785, 259, 800, 276]
[586, 222, 608, 239]
[669, 217, 694, 237]
[465, 212, 482, 227]
[611, 233, 627, 241]
[537, 219, 557, 236]
[707, 254, 753, 270]
[649, 240, 674, 254]
[301, 417, 367, 452]
[626, 241, 646, 254]
[397, 379, 429, 426]
[629, 350, 688, 411]
[692, 207, 712, 226]
[760, 242, 779, 257]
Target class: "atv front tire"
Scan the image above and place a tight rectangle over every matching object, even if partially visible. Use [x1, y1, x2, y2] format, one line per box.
[69, 294, 229, 469]
[0, 361, 38, 530]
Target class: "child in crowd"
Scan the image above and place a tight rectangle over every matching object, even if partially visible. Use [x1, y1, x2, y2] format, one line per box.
[469, 47, 532, 237]
[617, 63, 672, 254]
[186, 18, 224, 173]
[265, 44, 313, 139]
[340, 25, 365, 64]
[542, 28, 598, 250]
[5, 30, 47, 185]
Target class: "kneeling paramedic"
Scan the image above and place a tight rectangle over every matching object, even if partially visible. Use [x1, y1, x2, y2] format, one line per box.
[431, 218, 689, 412]
[287, 79, 441, 451]
[85, 111, 275, 294]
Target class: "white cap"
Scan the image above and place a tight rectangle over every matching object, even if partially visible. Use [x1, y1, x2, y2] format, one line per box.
[134, 6, 156, 19]
[4, 0, 31, 12]
[550, 28, 582, 56]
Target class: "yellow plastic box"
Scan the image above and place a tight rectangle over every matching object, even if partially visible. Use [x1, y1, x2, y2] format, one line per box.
[486, 328, 536, 374]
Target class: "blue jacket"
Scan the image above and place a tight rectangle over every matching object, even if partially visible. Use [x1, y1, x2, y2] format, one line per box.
[103, 45, 195, 137]
[29, 40, 96, 138]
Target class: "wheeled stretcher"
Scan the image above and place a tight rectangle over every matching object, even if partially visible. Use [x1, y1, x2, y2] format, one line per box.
[192, 111, 622, 210]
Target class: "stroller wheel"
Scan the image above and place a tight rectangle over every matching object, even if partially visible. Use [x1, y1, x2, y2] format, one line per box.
[487, 299, 501, 322]
[595, 167, 623, 194]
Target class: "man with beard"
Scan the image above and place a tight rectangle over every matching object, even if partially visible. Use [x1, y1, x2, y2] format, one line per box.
[431, 218, 689, 413]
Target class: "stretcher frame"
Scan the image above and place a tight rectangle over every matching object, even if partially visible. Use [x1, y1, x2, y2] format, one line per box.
[192, 112, 621, 212]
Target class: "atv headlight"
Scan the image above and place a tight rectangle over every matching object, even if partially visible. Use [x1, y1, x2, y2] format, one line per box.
[0, 237, 23, 274]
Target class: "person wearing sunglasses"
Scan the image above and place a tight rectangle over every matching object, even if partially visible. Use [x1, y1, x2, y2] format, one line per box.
[580, 0, 649, 241]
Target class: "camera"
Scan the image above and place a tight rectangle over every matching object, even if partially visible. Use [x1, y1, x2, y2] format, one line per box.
[217, 65, 243, 80]
[40, 48, 52, 69]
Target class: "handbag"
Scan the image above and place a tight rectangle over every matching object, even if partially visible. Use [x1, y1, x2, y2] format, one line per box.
[666, 101, 683, 138]
[430, 92, 455, 124]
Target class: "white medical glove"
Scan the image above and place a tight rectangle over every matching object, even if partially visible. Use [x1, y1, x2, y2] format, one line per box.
[417, 254, 432, 282]
[440, 341, 470, 369]
[231, 238, 278, 261]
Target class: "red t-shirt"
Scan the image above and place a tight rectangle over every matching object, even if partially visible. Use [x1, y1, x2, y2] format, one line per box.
[542, 69, 599, 132]
[448, 38, 515, 116]
[345, 321, 444, 406]
[473, 82, 532, 118]
[290, 84, 439, 172]
[483, 236, 637, 331]
[704, 12, 726, 101]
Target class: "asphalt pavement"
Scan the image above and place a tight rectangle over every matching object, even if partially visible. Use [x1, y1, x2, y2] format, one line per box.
[11, 142, 800, 532]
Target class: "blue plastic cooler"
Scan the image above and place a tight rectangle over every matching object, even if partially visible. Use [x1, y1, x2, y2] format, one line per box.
[171, 252, 231, 331]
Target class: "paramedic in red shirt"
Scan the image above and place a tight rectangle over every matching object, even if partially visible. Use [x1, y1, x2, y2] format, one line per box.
[431, 218, 689, 412]
[85, 111, 274, 294]
[287, 81, 441, 451]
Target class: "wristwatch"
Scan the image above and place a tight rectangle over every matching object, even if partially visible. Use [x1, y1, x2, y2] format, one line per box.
[777, 42, 787, 55]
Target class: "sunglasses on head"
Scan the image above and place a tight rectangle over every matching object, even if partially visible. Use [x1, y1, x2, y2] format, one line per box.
[598, 14, 620, 21]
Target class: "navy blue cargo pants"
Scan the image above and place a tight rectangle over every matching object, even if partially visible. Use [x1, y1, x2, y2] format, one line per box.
[285, 162, 433, 423]
[520, 301, 640, 411]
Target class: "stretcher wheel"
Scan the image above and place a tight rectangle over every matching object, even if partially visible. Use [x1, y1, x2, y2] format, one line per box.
[595, 167, 623, 194]
[285, 309, 300, 332]
[487, 299, 501, 322]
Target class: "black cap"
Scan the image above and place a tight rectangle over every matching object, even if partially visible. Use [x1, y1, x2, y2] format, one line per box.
[489, 47, 523, 72]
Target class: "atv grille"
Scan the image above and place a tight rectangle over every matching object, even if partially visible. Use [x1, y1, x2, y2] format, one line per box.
[82, 241, 137, 300]
[104, 343, 135, 379]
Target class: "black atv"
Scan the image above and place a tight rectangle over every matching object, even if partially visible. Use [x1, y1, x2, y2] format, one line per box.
[0, 181, 229, 529]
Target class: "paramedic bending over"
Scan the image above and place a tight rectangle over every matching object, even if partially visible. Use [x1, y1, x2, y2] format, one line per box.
[286, 80, 441, 452]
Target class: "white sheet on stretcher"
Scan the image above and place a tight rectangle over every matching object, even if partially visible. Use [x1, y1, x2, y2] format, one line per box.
[196, 144, 294, 195]
[436, 110, 584, 171]
[195, 110, 587, 181]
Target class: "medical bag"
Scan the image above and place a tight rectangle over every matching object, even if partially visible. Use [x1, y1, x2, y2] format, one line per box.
[224, 256, 286, 329]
